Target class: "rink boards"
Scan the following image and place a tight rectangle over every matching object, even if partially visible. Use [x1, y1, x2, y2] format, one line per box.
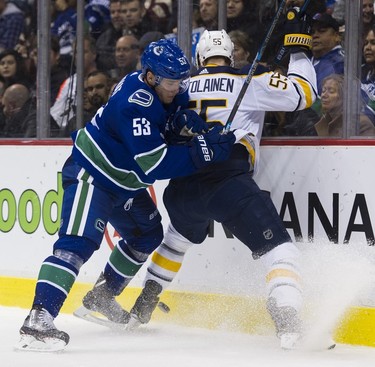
[1, 141, 375, 347]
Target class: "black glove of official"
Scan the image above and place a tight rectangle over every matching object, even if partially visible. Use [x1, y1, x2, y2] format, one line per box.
[282, 7, 312, 54]
[188, 125, 236, 169]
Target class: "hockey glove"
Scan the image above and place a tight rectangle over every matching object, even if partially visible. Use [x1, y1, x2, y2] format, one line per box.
[282, 7, 312, 54]
[188, 125, 235, 169]
[170, 109, 211, 136]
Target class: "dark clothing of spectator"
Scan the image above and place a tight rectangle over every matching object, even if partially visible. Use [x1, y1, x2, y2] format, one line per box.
[312, 45, 344, 96]
[96, 24, 123, 71]
[0, 2, 25, 51]
[61, 107, 97, 138]
[146, 1, 172, 34]
[50, 63, 70, 105]
[123, 13, 157, 39]
[0, 97, 36, 137]
[281, 109, 321, 137]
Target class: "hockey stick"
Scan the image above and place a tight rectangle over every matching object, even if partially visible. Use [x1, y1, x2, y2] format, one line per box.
[222, 0, 311, 133]
[222, 0, 287, 133]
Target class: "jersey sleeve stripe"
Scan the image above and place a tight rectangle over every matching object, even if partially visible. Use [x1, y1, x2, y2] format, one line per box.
[75, 129, 151, 190]
[292, 76, 314, 108]
[135, 144, 168, 175]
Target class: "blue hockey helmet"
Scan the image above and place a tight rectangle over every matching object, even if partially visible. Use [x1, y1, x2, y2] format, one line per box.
[141, 39, 191, 92]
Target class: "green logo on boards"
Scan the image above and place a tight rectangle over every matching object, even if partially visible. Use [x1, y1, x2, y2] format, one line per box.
[0, 172, 63, 235]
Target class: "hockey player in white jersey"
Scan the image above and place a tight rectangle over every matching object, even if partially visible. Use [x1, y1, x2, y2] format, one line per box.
[126, 17, 318, 349]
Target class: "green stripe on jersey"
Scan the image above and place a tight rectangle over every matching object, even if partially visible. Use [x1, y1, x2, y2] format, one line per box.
[38, 263, 76, 293]
[75, 129, 150, 190]
[109, 246, 143, 277]
[135, 146, 166, 174]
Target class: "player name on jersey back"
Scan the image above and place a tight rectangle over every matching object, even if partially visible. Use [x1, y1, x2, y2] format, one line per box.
[189, 77, 234, 93]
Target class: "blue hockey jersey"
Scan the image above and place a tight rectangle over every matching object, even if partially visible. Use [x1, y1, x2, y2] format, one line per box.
[72, 71, 199, 196]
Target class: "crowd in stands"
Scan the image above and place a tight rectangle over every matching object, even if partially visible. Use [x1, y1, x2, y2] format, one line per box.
[0, 0, 374, 138]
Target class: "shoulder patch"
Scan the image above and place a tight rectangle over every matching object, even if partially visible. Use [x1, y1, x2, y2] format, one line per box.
[128, 89, 154, 107]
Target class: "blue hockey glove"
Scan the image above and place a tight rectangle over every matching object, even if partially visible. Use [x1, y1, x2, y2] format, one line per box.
[170, 109, 211, 136]
[188, 125, 236, 169]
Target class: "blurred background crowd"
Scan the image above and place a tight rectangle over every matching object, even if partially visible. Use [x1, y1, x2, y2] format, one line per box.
[0, 0, 372, 139]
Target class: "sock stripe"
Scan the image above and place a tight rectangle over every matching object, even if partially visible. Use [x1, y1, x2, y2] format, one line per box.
[151, 251, 182, 272]
[109, 246, 143, 277]
[38, 263, 76, 293]
[266, 269, 300, 283]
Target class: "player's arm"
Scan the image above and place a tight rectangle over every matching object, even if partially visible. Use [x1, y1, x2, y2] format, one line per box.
[121, 108, 236, 180]
[247, 8, 317, 112]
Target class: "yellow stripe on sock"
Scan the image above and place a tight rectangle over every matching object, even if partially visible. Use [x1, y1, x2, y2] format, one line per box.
[266, 269, 300, 283]
[151, 252, 182, 272]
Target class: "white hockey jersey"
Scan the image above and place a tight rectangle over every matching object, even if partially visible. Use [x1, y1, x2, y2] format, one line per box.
[188, 52, 317, 142]
[187, 52, 317, 175]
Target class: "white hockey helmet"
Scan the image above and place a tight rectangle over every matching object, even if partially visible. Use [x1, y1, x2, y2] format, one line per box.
[195, 29, 234, 68]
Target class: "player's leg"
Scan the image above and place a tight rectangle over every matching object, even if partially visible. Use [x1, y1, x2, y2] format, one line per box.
[129, 177, 210, 326]
[18, 161, 114, 351]
[211, 174, 302, 349]
[82, 189, 164, 323]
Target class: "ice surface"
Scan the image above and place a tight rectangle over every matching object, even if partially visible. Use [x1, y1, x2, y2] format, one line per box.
[3, 306, 375, 367]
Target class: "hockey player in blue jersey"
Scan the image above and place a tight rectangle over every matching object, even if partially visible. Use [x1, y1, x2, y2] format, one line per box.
[125, 23, 320, 349]
[17, 39, 238, 352]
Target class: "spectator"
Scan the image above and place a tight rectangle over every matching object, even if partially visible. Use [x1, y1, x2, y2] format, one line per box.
[0, 0, 25, 52]
[28, 36, 69, 104]
[196, 0, 218, 31]
[0, 83, 36, 137]
[146, 0, 173, 34]
[85, 71, 112, 110]
[229, 29, 253, 68]
[363, 0, 375, 42]
[96, 0, 124, 71]
[64, 71, 112, 136]
[0, 78, 4, 132]
[361, 25, 375, 122]
[108, 34, 140, 80]
[51, 0, 78, 72]
[311, 13, 344, 97]
[226, 0, 265, 57]
[120, 0, 155, 39]
[314, 74, 375, 136]
[85, 0, 111, 39]
[0, 49, 30, 89]
[50, 35, 98, 132]
[331, 0, 345, 25]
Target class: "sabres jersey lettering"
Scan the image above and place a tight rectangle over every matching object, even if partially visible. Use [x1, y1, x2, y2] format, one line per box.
[190, 77, 234, 93]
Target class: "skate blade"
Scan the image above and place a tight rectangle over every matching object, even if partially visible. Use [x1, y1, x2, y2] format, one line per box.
[125, 314, 143, 331]
[15, 334, 67, 352]
[73, 306, 128, 331]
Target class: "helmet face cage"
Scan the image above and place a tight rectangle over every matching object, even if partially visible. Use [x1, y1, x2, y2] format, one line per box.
[195, 29, 234, 68]
[141, 39, 191, 93]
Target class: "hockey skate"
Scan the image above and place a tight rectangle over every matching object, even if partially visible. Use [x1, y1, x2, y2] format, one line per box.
[267, 298, 303, 350]
[16, 306, 69, 352]
[73, 272, 130, 329]
[127, 279, 163, 330]
[267, 298, 336, 350]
